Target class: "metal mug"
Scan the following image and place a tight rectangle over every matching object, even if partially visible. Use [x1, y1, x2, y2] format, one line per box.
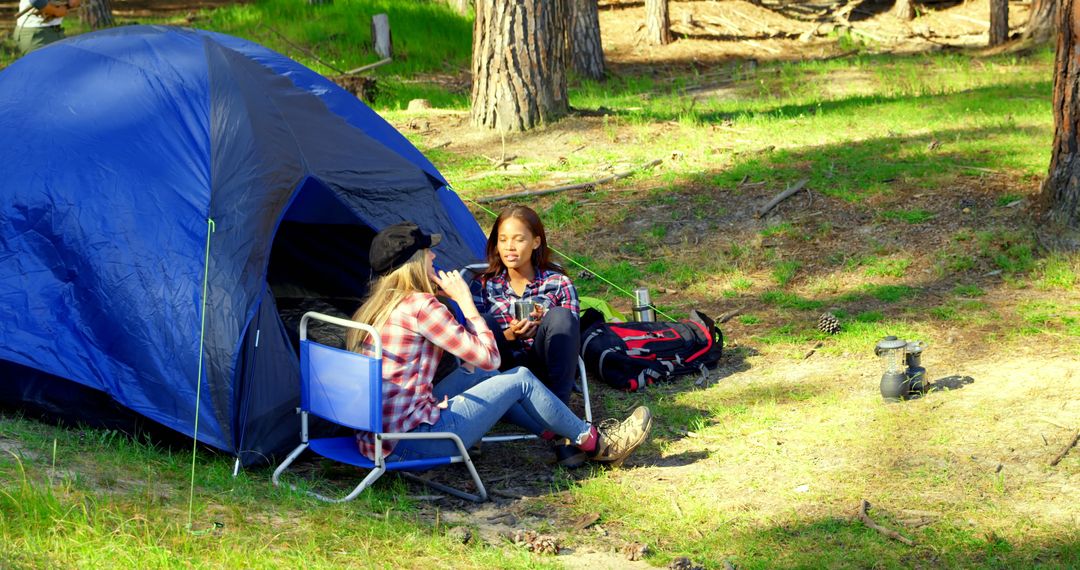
[511, 300, 536, 321]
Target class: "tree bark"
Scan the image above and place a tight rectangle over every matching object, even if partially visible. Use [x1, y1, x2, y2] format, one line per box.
[644, 0, 671, 45]
[989, 0, 1009, 46]
[569, 0, 605, 80]
[79, 0, 114, 29]
[892, 0, 915, 21]
[1043, 0, 1080, 230]
[471, 0, 569, 132]
[1024, 0, 1059, 42]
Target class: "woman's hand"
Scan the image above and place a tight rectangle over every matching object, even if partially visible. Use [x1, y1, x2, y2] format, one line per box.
[504, 317, 539, 341]
[433, 269, 470, 304]
[432, 269, 482, 320]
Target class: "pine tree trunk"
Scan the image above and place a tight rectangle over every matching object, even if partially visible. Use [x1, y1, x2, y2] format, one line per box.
[569, 0, 605, 80]
[989, 0, 1009, 46]
[644, 0, 671, 46]
[892, 0, 915, 21]
[471, 0, 568, 132]
[1044, 0, 1080, 229]
[1024, 0, 1058, 43]
[79, 0, 114, 29]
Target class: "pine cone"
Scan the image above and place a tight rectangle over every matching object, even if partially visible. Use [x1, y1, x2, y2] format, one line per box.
[817, 312, 841, 335]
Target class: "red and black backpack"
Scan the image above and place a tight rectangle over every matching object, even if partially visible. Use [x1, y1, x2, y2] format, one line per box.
[580, 309, 723, 392]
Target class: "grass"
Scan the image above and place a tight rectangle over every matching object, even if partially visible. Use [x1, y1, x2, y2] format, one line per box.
[0, 415, 543, 569]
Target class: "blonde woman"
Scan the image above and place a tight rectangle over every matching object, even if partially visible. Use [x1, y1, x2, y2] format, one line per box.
[348, 222, 652, 465]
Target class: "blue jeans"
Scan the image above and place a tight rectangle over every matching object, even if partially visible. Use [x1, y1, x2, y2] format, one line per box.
[387, 365, 590, 461]
[483, 307, 580, 404]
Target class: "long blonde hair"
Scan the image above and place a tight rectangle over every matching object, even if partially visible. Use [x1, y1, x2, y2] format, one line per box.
[346, 249, 436, 352]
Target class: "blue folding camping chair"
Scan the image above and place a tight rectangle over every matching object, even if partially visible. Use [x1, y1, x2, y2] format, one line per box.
[271, 312, 487, 502]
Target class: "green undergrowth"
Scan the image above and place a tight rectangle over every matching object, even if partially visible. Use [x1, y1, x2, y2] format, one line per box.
[0, 415, 542, 569]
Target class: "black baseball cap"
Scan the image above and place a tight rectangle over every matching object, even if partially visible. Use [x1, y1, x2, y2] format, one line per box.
[369, 222, 442, 275]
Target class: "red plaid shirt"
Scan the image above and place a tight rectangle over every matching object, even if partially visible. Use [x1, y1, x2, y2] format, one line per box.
[356, 293, 499, 460]
[471, 268, 579, 348]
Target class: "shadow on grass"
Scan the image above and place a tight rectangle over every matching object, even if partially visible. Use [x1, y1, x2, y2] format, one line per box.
[573, 69, 1049, 127]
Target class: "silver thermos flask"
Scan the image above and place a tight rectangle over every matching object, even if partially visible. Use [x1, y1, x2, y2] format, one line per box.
[633, 287, 656, 322]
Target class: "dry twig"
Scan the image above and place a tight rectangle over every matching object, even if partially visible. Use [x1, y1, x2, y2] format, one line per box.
[258, 23, 344, 74]
[803, 341, 824, 360]
[1049, 430, 1079, 466]
[345, 57, 393, 75]
[476, 159, 662, 204]
[857, 500, 915, 546]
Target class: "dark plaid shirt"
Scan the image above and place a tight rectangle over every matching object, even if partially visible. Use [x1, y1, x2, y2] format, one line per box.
[471, 268, 579, 348]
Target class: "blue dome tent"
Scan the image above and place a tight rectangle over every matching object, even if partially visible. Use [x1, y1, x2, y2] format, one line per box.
[0, 26, 486, 464]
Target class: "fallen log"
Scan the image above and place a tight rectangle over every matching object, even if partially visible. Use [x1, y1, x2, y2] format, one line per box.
[475, 159, 662, 204]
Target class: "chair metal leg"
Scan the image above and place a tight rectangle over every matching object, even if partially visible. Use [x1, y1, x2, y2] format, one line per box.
[271, 442, 309, 488]
[310, 466, 386, 504]
[273, 441, 391, 503]
[386, 432, 488, 502]
[578, 357, 592, 423]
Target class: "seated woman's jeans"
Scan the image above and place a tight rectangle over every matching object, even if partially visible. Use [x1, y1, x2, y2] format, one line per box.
[482, 307, 580, 405]
[387, 365, 589, 461]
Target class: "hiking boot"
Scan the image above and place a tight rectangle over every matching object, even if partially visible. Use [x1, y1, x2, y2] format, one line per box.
[553, 440, 587, 469]
[588, 406, 653, 464]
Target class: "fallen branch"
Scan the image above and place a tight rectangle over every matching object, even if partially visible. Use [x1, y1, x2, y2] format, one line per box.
[345, 57, 393, 75]
[857, 500, 915, 546]
[475, 159, 662, 204]
[755, 178, 810, 218]
[717, 307, 744, 324]
[803, 340, 824, 360]
[258, 23, 344, 75]
[1049, 430, 1079, 466]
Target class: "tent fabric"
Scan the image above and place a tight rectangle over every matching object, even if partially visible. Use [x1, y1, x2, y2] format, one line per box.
[0, 26, 486, 462]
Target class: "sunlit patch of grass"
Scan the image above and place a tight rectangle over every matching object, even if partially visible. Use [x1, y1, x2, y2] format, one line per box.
[574, 258, 642, 298]
[807, 273, 843, 295]
[952, 284, 986, 297]
[856, 311, 884, 323]
[930, 305, 958, 320]
[772, 260, 801, 286]
[543, 198, 594, 230]
[995, 193, 1025, 206]
[862, 284, 917, 303]
[879, 209, 935, 224]
[761, 290, 824, 311]
[721, 273, 754, 298]
[760, 222, 800, 239]
[863, 257, 912, 278]
[1037, 253, 1078, 290]
[977, 229, 1036, 275]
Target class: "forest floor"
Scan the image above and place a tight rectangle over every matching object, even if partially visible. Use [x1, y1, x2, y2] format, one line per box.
[1, 1, 1076, 569]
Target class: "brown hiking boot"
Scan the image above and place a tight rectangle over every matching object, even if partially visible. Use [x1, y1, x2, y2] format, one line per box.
[588, 406, 653, 464]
